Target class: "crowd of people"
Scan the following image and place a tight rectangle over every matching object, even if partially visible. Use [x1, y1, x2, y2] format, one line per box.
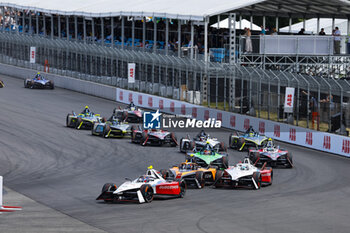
[242, 25, 345, 55]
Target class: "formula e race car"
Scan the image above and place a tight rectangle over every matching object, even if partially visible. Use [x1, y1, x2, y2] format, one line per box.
[66, 106, 105, 130]
[214, 158, 273, 189]
[161, 161, 216, 188]
[0, 79, 4, 88]
[185, 142, 228, 169]
[113, 102, 143, 123]
[131, 126, 178, 146]
[248, 139, 293, 168]
[96, 167, 186, 203]
[229, 126, 269, 151]
[91, 115, 131, 138]
[179, 130, 227, 153]
[24, 73, 54, 89]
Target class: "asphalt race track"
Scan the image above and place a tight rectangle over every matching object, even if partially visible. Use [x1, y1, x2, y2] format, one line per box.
[1, 75, 350, 233]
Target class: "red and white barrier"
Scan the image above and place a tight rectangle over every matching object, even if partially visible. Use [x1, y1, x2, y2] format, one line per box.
[116, 88, 350, 158]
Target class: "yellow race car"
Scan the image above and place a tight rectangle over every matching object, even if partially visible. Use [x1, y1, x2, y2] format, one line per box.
[161, 162, 216, 189]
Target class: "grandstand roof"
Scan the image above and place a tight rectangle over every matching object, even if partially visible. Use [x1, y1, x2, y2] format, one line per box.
[0, 0, 350, 21]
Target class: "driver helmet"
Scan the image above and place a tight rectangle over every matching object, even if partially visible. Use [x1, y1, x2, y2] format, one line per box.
[267, 138, 274, 147]
[112, 116, 119, 122]
[36, 72, 41, 79]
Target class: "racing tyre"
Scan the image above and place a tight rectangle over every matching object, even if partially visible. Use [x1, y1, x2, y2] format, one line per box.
[250, 152, 260, 165]
[101, 183, 117, 203]
[66, 114, 72, 127]
[49, 80, 54, 89]
[24, 79, 28, 88]
[252, 172, 261, 190]
[214, 170, 224, 188]
[103, 125, 111, 138]
[101, 183, 117, 193]
[229, 134, 233, 148]
[170, 133, 177, 147]
[222, 156, 228, 169]
[91, 123, 95, 135]
[130, 125, 137, 142]
[286, 153, 293, 168]
[219, 142, 227, 152]
[141, 132, 148, 146]
[179, 138, 184, 152]
[195, 171, 205, 189]
[268, 169, 273, 185]
[178, 179, 186, 198]
[140, 184, 154, 203]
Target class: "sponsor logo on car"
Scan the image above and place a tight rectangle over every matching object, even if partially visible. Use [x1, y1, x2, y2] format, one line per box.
[158, 185, 179, 189]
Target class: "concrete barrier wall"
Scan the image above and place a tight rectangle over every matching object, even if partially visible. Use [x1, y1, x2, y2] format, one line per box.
[1, 63, 349, 158]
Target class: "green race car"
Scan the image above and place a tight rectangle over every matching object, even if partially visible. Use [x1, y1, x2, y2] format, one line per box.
[185, 143, 228, 169]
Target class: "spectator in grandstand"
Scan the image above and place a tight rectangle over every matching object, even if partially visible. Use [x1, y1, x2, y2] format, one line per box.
[244, 28, 252, 53]
[145, 41, 151, 49]
[298, 28, 305, 35]
[168, 39, 176, 52]
[260, 26, 266, 35]
[302, 90, 319, 128]
[333, 27, 341, 54]
[271, 27, 278, 35]
[319, 28, 326, 35]
[320, 94, 335, 112]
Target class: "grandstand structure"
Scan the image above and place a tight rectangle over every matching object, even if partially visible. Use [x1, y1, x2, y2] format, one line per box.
[1, 0, 350, 134]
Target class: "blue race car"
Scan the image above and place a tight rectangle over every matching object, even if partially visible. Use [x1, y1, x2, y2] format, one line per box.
[229, 126, 269, 151]
[24, 72, 54, 89]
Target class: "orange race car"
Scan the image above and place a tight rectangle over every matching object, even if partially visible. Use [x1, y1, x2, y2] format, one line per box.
[161, 162, 216, 189]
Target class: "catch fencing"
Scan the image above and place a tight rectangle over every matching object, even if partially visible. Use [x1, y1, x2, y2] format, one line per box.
[0, 31, 349, 135]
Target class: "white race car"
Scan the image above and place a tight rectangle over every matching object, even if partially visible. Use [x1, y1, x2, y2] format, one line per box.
[96, 167, 186, 203]
[214, 158, 273, 189]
